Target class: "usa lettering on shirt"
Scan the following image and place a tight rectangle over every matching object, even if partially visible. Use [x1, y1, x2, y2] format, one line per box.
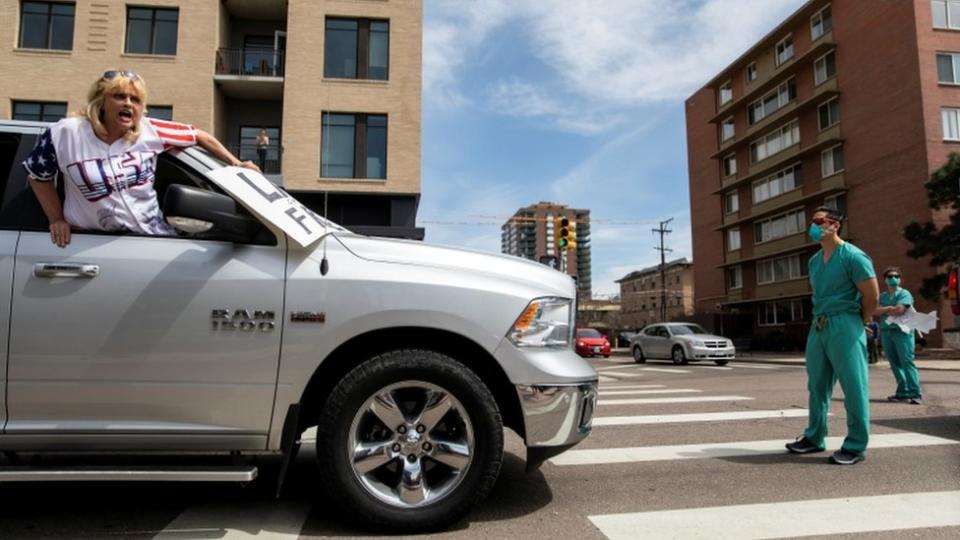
[23, 116, 197, 235]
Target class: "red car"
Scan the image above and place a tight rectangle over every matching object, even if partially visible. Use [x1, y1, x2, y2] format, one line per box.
[575, 328, 611, 358]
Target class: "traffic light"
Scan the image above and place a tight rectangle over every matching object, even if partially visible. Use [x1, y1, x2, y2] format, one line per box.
[949, 266, 959, 316]
[556, 216, 577, 249]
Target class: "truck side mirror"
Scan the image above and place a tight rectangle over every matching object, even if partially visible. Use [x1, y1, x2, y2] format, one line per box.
[163, 184, 261, 242]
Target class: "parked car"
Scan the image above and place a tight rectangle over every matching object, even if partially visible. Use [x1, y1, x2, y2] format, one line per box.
[575, 328, 611, 358]
[0, 120, 598, 533]
[629, 322, 735, 366]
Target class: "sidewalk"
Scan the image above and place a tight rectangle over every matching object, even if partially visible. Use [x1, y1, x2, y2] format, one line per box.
[610, 348, 960, 369]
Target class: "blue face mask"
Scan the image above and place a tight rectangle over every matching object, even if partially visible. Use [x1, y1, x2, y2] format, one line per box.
[886, 276, 900, 287]
[808, 223, 824, 242]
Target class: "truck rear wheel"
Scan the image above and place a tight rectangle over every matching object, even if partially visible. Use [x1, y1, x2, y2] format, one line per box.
[316, 349, 503, 532]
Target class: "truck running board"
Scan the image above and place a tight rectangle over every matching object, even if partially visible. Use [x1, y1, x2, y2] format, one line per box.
[0, 465, 257, 482]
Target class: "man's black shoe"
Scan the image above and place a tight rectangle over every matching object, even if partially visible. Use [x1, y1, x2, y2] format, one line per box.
[887, 395, 909, 402]
[785, 436, 825, 454]
[829, 448, 864, 465]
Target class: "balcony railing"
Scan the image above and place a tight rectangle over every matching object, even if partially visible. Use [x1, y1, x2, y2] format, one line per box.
[229, 144, 282, 174]
[215, 47, 285, 77]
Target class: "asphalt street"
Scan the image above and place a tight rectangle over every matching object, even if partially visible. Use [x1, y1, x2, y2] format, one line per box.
[0, 354, 957, 539]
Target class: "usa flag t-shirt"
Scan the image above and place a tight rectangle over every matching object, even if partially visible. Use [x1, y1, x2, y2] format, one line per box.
[22, 116, 198, 235]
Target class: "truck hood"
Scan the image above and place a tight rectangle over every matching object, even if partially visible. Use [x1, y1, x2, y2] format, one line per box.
[334, 233, 577, 298]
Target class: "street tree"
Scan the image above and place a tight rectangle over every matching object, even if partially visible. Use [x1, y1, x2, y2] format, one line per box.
[904, 152, 960, 300]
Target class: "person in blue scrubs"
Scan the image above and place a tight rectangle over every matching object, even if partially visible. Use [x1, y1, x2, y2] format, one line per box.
[874, 266, 922, 404]
[786, 207, 879, 465]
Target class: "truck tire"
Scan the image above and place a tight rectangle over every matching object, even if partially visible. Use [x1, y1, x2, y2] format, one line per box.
[316, 349, 504, 532]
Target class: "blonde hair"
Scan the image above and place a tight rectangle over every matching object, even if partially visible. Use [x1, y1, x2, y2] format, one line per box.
[73, 70, 148, 142]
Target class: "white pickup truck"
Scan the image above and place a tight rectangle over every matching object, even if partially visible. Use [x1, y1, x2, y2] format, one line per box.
[0, 120, 597, 532]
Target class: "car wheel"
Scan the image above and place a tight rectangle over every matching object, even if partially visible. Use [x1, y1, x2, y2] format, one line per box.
[714, 360, 729, 366]
[316, 349, 504, 533]
[632, 346, 646, 364]
[671, 346, 688, 365]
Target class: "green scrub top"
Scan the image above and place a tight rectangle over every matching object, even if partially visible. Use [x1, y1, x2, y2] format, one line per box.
[879, 287, 913, 331]
[808, 242, 876, 316]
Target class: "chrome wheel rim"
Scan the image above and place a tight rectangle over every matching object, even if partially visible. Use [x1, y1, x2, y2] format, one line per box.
[673, 348, 683, 362]
[347, 380, 475, 508]
[633, 347, 643, 360]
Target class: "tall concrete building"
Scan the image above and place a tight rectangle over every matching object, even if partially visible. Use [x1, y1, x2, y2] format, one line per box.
[686, 0, 958, 346]
[500, 202, 592, 297]
[1, 0, 423, 238]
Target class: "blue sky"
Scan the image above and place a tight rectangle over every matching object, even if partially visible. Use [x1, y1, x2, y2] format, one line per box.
[418, 0, 807, 296]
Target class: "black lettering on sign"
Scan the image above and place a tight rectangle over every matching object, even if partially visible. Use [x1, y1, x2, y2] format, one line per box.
[285, 207, 313, 234]
[237, 171, 283, 203]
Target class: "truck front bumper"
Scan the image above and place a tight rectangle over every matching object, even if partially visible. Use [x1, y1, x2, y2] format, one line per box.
[516, 382, 598, 470]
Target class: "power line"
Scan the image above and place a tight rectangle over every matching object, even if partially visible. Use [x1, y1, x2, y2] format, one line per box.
[653, 217, 673, 322]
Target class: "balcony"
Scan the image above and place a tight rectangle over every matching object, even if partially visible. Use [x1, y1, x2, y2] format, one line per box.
[214, 48, 284, 99]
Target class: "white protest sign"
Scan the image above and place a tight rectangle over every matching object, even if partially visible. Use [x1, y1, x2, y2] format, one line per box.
[206, 167, 327, 247]
[885, 308, 939, 335]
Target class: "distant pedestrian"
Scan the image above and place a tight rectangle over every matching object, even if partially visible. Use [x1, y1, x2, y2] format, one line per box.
[255, 128, 269, 171]
[874, 266, 922, 404]
[785, 207, 878, 465]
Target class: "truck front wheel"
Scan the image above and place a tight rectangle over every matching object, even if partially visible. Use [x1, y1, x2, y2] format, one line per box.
[316, 349, 504, 532]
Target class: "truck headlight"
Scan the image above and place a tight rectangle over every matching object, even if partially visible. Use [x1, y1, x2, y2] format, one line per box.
[507, 297, 572, 348]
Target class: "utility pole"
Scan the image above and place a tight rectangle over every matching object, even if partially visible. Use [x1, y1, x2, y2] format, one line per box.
[653, 217, 673, 322]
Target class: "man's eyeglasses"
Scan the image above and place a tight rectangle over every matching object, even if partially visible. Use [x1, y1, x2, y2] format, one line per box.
[102, 70, 140, 81]
[811, 216, 837, 226]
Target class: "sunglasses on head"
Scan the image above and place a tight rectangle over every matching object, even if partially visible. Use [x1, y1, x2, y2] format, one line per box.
[811, 216, 837, 226]
[102, 70, 140, 81]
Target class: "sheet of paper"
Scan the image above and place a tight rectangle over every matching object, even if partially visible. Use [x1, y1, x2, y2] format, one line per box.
[885, 308, 939, 335]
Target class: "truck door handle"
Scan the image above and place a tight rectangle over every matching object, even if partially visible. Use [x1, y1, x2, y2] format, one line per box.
[33, 263, 100, 278]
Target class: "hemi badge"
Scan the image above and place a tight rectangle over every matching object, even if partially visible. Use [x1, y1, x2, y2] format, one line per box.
[291, 311, 326, 323]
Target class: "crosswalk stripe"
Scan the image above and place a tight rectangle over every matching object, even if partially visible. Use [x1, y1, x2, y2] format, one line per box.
[154, 501, 311, 539]
[595, 365, 639, 372]
[550, 433, 958, 466]
[600, 371, 644, 378]
[589, 490, 960, 540]
[732, 364, 781, 370]
[598, 375, 618, 383]
[600, 389, 702, 396]
[689, 365, 734, 370]
[592, 408, 810, 426]
[640, 367, 690, 373]
[599, 395, 753, 406]
[598, 384, 665, 390]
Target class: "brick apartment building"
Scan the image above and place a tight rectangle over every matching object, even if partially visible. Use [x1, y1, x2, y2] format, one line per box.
[686, 0, 958, 346]
[500, 202, 592, 297]
[616, 258, 694, 331]
[0, 0, 423, 238]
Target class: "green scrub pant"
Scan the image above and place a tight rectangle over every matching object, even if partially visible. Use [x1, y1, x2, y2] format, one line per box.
[803, 312, 870, 455]
[881, 329, 921, 399]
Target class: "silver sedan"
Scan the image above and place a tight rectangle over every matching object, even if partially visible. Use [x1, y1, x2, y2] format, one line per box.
[629, 323, 735, 366]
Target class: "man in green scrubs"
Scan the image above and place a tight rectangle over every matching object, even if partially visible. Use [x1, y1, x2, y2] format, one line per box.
[875, 266, 922, 404]
[786, 207, 879, 465]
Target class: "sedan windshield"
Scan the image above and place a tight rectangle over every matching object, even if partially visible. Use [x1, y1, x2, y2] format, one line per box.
[577, 329, 603, 338]
[670, 324, 708, 335]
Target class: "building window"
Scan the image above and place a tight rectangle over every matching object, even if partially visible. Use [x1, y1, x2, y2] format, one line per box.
[775, 35, 794, 66]
[937, 52, 960, 83]
[324, 18, 390, 80]
[724, 190, 739, 214]
[727, 228, 741, 251]
[722, 153, 737, 177]
[821, 144, 845, 177]
[728, 266, 743, 290]
[746, 62, 758, 84]
[933, 0, 960, 29]
[757, 254, 808, 285]
[943, 108, 960, 140]
[814, 51, 837, 85]
[12, 100, 67, 121]
[125, 7, 178, 55]
[748, 78, 797, 125]
[718, 81, 733, 106]
[824, 194, 846, 214]
[321, 112, 388, 179]
[147, 105, 173, 121]
[721, 117, 735, 141]
[752, 165, 802, 203]
[750, 121, 799, 163]
[811, 4, 832, 40]
[19, 1, 74, 50]
[817, 98, 840, 130]
[758, 299, 805, 325]
[754, 208, 804, 244]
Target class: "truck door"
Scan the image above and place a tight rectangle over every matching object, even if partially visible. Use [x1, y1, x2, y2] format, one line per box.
[4, 152, 285, 448]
